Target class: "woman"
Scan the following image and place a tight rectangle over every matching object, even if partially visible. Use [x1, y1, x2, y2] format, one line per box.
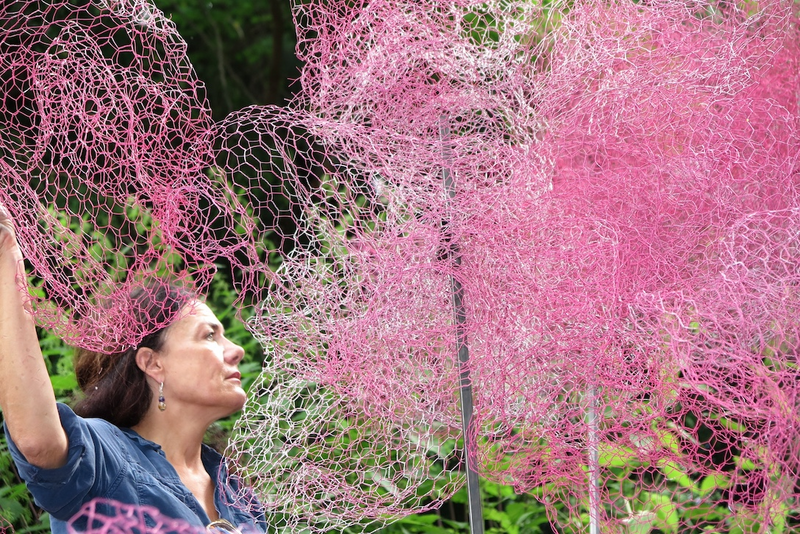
[0, 203, 266, 533]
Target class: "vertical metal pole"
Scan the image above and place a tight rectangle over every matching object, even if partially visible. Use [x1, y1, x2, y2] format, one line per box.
[440, 117, 484, 534]
[587, 385, 601, 534]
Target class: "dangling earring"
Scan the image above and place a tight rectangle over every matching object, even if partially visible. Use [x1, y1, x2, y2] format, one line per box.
[158, 382, 166, 412]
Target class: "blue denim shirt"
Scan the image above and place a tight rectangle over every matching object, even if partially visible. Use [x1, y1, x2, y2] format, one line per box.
[5, 403, 266, 533]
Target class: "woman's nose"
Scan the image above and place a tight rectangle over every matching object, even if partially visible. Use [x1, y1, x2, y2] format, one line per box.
[225, 338, 245, 365]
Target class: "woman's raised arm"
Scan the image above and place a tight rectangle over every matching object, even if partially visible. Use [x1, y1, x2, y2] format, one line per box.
[0, 202, 68, 469]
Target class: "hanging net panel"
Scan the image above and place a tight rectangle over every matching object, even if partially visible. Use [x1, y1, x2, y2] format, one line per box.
[0, 0, 259, 350]
[1, 0, 799, 532]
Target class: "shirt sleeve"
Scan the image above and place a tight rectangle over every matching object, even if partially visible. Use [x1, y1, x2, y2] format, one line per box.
[4, 402, 127, 520]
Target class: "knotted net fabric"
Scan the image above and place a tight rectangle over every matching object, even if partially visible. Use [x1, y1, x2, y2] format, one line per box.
[67, 501, 204, 534]
[1, 0, 799, 532]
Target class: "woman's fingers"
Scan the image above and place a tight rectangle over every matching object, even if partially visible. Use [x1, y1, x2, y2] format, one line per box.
[0, 200, 21, 259]
[0, 200, 10, 223]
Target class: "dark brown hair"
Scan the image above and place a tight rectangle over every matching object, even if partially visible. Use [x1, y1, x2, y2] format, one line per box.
[73, 281, 195, 428]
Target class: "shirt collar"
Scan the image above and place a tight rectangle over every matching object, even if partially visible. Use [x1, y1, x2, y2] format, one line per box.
[119, 427, 163, 451]
[118, 428, 225, 478]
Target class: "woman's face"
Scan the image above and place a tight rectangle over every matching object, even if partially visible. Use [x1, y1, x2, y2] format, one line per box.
[157, 301, 247, 419]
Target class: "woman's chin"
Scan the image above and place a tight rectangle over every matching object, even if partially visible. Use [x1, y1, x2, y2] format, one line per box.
[199, 394, 246, 420]
[228, 390, 247, 412]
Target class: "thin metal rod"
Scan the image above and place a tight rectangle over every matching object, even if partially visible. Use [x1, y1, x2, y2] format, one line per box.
[587, 385, 601, 534]
[440, 116, 484, 534]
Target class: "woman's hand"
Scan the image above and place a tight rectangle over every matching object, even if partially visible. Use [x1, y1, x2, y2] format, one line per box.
[0, 201, 22, 262]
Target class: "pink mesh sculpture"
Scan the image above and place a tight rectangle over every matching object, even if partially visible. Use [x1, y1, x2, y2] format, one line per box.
[1, 0, 799, 532]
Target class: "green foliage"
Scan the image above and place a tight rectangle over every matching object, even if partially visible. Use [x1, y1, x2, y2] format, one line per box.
[0, 440, 35, 526]
[156, 0, 301, 119]
[370, 478, 553, 534]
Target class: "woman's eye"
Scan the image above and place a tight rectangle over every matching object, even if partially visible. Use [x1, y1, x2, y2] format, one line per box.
[206, 331, 215, 340]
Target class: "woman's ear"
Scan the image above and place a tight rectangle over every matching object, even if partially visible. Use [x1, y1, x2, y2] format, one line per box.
[135, 347, 164, 383]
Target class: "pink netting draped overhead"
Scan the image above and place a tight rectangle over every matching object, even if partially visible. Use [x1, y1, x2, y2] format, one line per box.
[2, 0, 800, 532]
[0, 0, 259, 349]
